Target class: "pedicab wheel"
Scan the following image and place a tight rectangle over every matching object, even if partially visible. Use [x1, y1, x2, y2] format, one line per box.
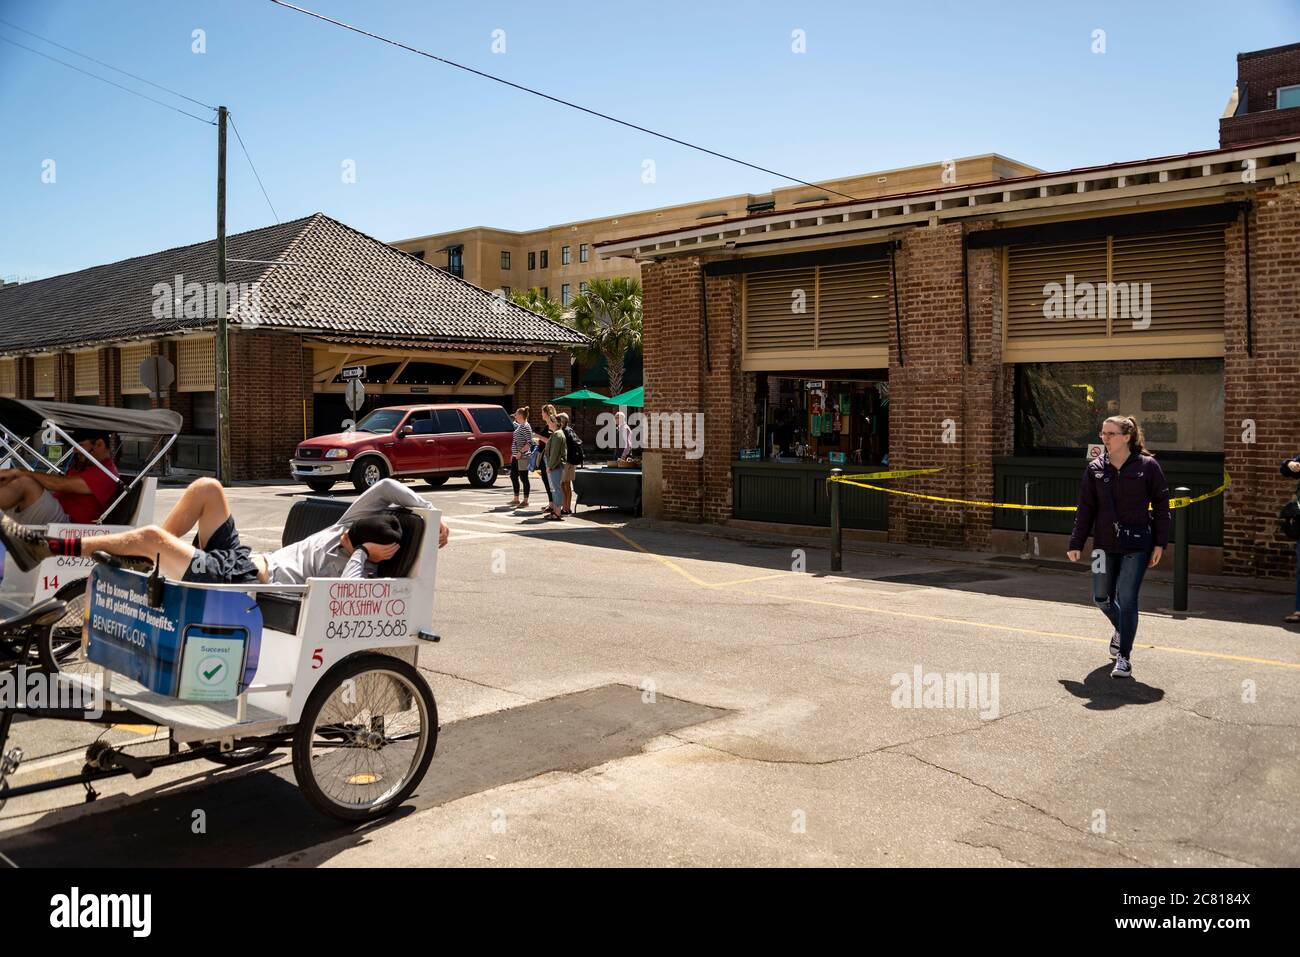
[37, 581, 92, 676]
[291, 653, 438, 822]
[350, 457, 387, 494]
[305, 478, 336, 493]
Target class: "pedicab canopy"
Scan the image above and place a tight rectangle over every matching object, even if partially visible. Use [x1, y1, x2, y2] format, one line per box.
[0, 397, 182, 437]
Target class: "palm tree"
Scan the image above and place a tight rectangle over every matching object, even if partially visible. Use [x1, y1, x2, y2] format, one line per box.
[568, 277, 642, 397]
[509, 287, 565, 325]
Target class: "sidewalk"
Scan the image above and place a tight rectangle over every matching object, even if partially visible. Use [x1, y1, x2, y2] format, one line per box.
[630, 516, 1294, 597]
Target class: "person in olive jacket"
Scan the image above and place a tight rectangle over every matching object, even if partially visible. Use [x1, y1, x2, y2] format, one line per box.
[1280, 453, 1300, 623]
[1066, 415, 1170, 679]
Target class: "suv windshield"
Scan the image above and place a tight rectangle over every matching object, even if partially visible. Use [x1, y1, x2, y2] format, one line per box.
[354, 409, 406, 434]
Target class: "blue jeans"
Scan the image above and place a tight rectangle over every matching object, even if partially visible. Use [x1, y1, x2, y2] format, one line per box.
[546, 467, 564, 509]
[1092, 550, 1150, 658]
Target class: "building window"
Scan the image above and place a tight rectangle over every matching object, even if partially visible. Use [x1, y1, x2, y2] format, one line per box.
[446, 245, 464, 278]
[540, 249, 549, 269]
[500, 250, 511, 270]
[412, 249, 425, 261]
[579, 243, 589, 263]
[541, 287, 550, 300]
[528, 251, 536, 270]
[1279, 84, 1300, 110]
[561, 283, 571, 306]
[501, 286, 512, 298]
[191, 391, 217, 434]
[1014, 359, 1225, 454]
[579, 282, 589, 297]
[0, 359, 15, 398]
[561, 245, 571, 266]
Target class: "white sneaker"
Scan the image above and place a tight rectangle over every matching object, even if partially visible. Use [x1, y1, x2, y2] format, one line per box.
[1108, 632, 1121, 659]
[1111, 655, 1132, 679]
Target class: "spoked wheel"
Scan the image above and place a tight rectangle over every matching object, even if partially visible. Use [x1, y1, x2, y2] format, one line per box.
[291, 654, 437, 822]
[37, 582, 92, 676]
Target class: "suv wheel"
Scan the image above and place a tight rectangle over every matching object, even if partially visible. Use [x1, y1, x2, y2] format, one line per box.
[467, 455, 499, 488]
[351, 457, 388, 493]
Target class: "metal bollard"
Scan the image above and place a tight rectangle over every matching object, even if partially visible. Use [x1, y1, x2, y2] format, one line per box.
[1173, 486, 1190, 612]
[830, 468, 843, 572]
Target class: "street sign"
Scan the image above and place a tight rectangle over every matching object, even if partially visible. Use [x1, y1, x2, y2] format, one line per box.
[1087, 443, 1103, 460]
[805, 380, 825, 390]
[340, 365, 366, 381]
[345, 379, 365, 412]
[139, 354, 175, 398]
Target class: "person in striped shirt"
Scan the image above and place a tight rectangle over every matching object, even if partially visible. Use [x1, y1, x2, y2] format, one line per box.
[509, 406, 534, 508]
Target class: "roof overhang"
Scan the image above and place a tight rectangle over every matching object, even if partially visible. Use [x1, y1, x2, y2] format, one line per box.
[598, 136, 1300, 263]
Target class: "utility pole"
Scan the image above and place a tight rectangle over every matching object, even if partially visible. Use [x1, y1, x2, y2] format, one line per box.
[215, 105, 231, 486]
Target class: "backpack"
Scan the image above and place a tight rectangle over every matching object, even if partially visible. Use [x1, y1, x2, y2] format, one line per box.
[1280, 494, 1300, 542]
[564, 426, 584, 466]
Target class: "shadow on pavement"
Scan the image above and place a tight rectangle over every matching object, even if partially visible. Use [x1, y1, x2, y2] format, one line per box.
[1058, 665, 1165, 710]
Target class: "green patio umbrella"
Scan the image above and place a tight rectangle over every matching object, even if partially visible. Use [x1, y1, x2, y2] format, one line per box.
[551, 388, 611, 407]
[604, 386, 644, 408]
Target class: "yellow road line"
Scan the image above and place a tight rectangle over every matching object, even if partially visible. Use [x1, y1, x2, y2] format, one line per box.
[604, 527, 1300, 673]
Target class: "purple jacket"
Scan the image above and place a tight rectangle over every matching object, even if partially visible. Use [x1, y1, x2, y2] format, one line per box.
[1068, 453, 1171, 553]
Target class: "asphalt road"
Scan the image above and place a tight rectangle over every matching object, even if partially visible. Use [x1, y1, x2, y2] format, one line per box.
[2, 475, 1297, 867]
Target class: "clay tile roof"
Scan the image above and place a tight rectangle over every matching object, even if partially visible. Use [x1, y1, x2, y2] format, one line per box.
[0, 213, 589, 353]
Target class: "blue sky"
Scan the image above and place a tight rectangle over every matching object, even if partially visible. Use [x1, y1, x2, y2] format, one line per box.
[2, 0, 1298, 280]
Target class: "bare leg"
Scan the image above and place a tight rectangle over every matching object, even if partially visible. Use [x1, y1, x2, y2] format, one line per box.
[0, 474, 47, 512]
[157, 477, 232, 547]
[79, 524, 196, 580]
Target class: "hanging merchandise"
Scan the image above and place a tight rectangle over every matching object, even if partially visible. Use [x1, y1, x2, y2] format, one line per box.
[832, 406, 841, 433]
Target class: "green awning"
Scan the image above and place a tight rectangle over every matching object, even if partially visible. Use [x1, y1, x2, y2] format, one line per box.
[604, 386, 644, 408]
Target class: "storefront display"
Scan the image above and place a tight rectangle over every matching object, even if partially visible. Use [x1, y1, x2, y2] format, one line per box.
[756, 374, 888, 465]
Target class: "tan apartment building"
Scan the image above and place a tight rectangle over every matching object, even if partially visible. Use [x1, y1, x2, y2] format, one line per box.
[391, 154, 1041, 305]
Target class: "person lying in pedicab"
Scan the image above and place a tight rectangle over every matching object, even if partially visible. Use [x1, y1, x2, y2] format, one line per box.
[0, 427, 120, 526]
[0, 476, 449, 583]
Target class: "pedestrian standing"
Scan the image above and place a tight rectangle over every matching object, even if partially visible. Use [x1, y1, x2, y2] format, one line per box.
[534, 403, 557, 511]
[558, 411, 582, 515]
[1066, 415, 1170, 679]
[509, 406, 533, 509]
[1280, 452, 1300, 624]
[543, 410, 567, 520]
[615, 410, 632, 461]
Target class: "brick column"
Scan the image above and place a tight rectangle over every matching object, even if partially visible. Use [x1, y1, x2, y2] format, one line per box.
[1223, 182, 1300, 578]
[15, 357, 33, 400]
[97, 347, 120, 407]
[228, 331, 311, 480]
[54, 353, 76, 403]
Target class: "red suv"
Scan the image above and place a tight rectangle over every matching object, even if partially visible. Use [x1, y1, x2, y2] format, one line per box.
[291, 403, 514, 493]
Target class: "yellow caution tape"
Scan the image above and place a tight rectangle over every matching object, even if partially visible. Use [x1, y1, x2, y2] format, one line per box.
[828, 470, 1229, 512]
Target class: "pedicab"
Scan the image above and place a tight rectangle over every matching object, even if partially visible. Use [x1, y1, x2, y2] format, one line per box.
[0, 495, 443, 822]
[0, 398, 177, 673]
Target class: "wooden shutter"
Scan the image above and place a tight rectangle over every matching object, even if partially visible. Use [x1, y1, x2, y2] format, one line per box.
[817, 260, 891, 348]
[0, 360, 15, 398]
[119, 343, 151, 393]
[744, 268, 815, 352]
[74, 351, 99, 396]
[33, 355, 56, 397]
[1006, 239, 1108, 340]
[177, 337, 215, 391]
[1110, 227, 1224, 338]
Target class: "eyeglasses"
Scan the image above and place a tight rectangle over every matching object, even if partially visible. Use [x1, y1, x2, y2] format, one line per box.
[1099, 431, 1123, 438]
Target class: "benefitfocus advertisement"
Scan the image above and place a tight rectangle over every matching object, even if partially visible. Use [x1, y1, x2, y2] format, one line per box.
[85, 565, 263, 700]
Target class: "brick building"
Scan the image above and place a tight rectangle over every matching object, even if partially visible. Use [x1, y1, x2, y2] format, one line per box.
[601, 132, 1300, 580]
[0, 213, 587, 480]
[1220, 41, 1300, 147]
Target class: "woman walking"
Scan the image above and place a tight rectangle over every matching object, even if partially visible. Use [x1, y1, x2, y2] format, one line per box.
[508, 406, 533, 509]
[542, 409, 567, 520]
[1280, 452, 1300, 623]
[1066, 415, 1170, 679]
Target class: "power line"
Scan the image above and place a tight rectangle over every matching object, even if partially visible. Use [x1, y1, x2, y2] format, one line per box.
[266, 0, 863, 202]
[0, 16, 217, 111]
[0, 34, 215, 124]
[229, 112, 280, 223]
